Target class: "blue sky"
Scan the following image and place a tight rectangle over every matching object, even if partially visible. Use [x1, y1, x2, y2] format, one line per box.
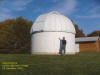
[0, 0, 100, 34]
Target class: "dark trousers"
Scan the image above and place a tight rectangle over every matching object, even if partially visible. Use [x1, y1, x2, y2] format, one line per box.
[59, 45, 66, 55]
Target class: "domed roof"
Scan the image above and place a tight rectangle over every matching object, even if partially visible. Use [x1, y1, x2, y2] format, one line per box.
[30, 11, 76, 34]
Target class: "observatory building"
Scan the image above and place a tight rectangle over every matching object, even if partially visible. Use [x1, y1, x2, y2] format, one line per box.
[30, 11, 76, 54]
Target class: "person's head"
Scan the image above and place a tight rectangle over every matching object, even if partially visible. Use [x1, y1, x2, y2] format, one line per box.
[63, 37, 65, 40]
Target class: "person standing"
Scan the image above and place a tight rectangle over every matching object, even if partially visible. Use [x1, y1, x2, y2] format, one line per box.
[59, 37, 66, 55]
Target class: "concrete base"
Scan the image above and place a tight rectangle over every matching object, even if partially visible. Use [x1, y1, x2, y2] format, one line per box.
[32, 52, 77, 55]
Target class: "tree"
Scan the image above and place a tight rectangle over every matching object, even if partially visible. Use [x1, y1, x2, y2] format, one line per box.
[14, 17, 32, 52]
[74, 24, 85, 37]
[71, 20, 85, 37]
[0, 19, 16, 49]
[87, 30, 100, 37]
[0, 17, 33, 53]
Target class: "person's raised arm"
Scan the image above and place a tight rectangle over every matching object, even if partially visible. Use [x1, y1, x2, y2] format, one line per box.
[58, 38, 61, 40]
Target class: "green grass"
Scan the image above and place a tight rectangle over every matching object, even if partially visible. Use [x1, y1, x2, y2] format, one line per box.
[0, 52, 100, 75]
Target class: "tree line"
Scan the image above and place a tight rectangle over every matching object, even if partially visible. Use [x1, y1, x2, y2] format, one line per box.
[0, 17, 32, 53]
[0, 17, 99, 53]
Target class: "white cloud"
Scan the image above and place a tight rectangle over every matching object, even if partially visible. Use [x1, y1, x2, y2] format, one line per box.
[0, 7, 10, 13]
[89, 6, 100, 14]
[76, 6, 100, 18]
[50, 0, 60, 3]
[0, 13, 13, 21]
[33, 0, 77, 16]
[77, 14, 100, 18]
[0, 7, 12, 21]
[50, 0, 77, 15]
[0, 0, 32, 21]
[11, 0, 32, 11]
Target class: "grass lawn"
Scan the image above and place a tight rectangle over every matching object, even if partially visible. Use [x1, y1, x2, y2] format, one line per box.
[0, 52, 100, 75]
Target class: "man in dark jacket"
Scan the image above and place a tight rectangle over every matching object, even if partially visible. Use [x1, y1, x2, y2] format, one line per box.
[59, 37, 66, 55]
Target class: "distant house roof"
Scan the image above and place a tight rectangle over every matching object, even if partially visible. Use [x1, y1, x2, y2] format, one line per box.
[75, 36, 100, 42]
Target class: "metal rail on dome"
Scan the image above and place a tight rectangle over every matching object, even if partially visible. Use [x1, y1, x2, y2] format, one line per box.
[31, 30, 75, 35]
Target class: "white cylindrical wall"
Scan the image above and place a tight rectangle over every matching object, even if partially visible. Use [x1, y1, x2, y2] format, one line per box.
[31, 32, 76, 54]
[75, 43, 80, 53]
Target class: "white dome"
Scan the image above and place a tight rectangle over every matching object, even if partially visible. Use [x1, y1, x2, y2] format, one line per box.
[30, 11, 76, 34]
